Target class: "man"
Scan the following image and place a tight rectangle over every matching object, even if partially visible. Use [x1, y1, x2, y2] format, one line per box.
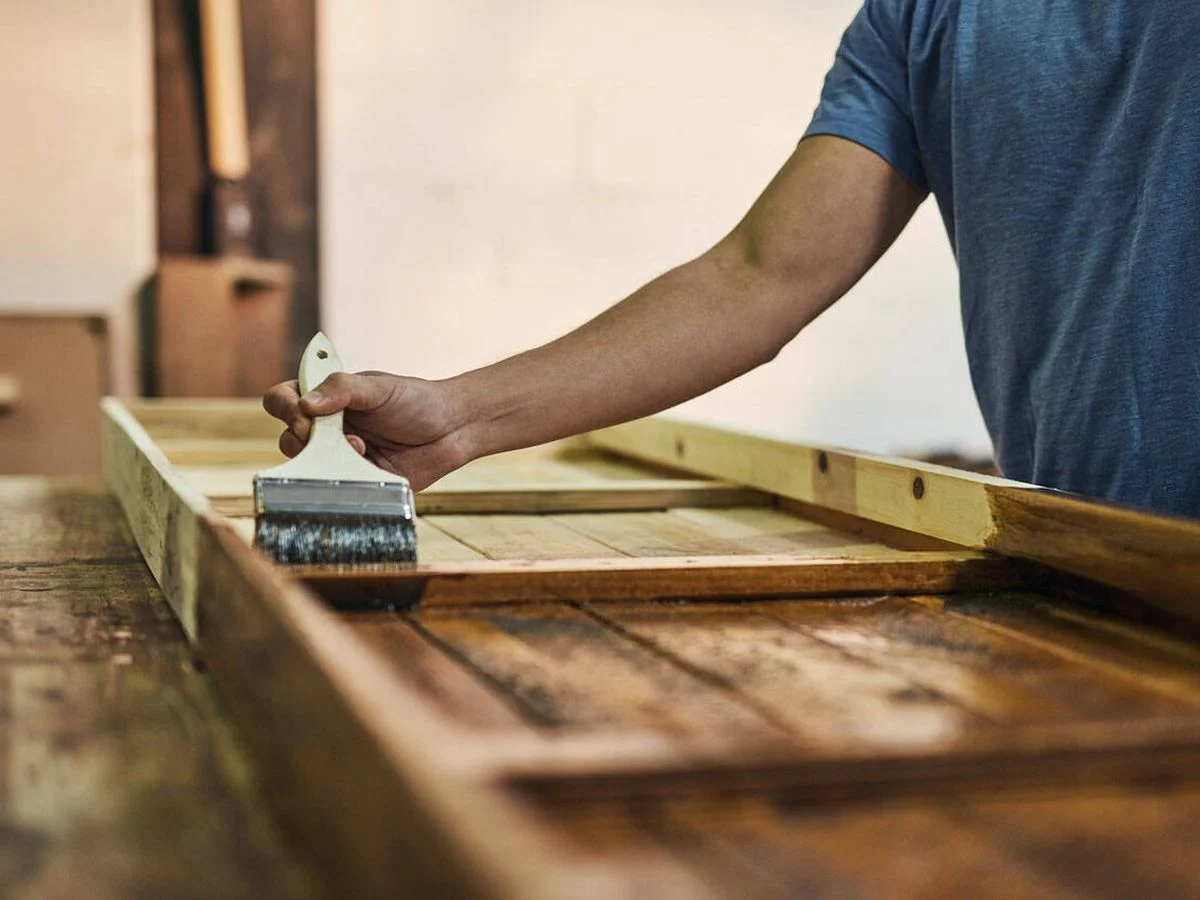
[265, 1, 1200, 517]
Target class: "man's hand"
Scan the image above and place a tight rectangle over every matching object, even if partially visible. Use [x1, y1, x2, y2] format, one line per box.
[262, 372, 469, 491]
[263, 137, 924, 488]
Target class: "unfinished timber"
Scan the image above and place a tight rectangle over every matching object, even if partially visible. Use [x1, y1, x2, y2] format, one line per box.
[101, 398, 1200, 899]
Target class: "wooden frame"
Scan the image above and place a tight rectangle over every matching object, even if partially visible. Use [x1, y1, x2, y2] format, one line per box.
[101, 399, 1200, 897]
[590, 418, 1200, 629]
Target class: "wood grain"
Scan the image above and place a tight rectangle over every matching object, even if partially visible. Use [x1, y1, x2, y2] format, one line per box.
[346, 612, 528, 731]
[297, 552, 1026, 609]
[0, 478, 142, 565]
[758, 596, 1192, 725]
[412, 604, 781, 739]
[195, 520, 610, 900]
[535, 788, 1200, 900]
[928, 592, 1200, 705]
[102, 400, 212, 640]
[196, 472, 769, 517]
[589, 417, 1200, 626]
[422, 515, 627, 560]
[0, 480, 319, 899]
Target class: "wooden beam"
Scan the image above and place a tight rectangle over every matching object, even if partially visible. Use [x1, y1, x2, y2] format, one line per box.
[296, 551, 1026, 609]
[587, 418, 1200, 626]
[207, 479, 772, 517]
[101, 398, 210, 639]
[152, 0, 319, 362]
[195, 521, 571, 900]
[507, 717, 1200, 808]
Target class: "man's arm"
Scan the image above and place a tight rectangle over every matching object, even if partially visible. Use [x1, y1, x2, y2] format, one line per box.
[265, 136, 924, 490]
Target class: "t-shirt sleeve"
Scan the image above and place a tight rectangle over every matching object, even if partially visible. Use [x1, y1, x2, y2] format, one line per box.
[804, 0, 928, 192]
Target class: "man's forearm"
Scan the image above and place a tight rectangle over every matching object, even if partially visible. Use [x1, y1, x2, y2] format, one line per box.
[446, 239, 816, 461]
[441, 137, 924, 466]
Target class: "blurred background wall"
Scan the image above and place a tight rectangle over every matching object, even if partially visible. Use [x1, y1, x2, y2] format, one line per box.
[319, 0, 991, 457]
[0, 1, 154, 397]
[0, 0, 991, 459]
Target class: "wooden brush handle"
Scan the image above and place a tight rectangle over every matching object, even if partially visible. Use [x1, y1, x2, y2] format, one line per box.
[298, 332, 354, 462]
[199, 0, 250, 180]
[258, 332, 408, 485]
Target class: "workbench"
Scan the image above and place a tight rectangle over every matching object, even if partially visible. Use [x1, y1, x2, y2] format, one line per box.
[0, 478, 318, 898]
[6, 401, 1200, 898]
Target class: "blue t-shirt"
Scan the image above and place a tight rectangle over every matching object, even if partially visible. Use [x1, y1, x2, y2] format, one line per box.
[805, 0, 1200, 517]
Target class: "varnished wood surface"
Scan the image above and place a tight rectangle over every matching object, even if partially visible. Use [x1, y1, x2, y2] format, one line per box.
[590, 417, 1200, 628]
[0, 478, 319, 899]
[100, 400, 1200, 897]
[519, 786, 1200, 899]
[340, 593, 1200, 895]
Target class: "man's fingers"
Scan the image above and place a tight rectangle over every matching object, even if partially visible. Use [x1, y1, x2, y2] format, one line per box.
[346, 434, 367, 455]
[262, 380, 301, 421]
[299, 372, 395, 416]
[279, 430, 305, 458]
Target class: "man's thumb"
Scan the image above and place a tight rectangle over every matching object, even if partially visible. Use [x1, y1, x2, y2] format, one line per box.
[300, 372, 390, 415]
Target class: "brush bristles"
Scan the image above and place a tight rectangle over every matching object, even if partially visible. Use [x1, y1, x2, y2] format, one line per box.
[254, 513, 418, 565]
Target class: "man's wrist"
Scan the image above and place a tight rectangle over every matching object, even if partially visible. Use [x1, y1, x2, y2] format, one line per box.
[437, 373, 487, 467]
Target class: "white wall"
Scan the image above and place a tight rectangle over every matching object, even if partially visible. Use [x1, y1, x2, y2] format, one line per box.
[319, 0, 991, 456]
[0, 1, 155, 396]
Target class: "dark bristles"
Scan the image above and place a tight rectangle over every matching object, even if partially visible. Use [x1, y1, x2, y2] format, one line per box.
[254, 513, 418, 565]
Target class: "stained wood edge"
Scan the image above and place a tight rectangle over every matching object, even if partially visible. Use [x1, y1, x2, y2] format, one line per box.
[295, 552, 1027, 609]
[588, 418, 1200, 627]
[195, 519, 580, 900]
[210, 481, 772, 518]
[103, 396, 621, 899]
[101, 398, 212, 639]
[505, 717, 1200, 809]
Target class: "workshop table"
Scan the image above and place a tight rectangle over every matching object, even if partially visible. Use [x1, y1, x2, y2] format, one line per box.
[0, 478, 318, 899]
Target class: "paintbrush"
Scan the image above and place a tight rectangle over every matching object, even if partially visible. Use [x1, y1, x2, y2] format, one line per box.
[253, 332, 417, 564]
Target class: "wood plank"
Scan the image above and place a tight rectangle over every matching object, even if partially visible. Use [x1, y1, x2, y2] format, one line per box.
[560, 507, 893, 557]
[345, 612, 529, 731]
[587, 417, 1003, 545]
[643, 798, 1078, 900]
[160, 438, 283, 466]
[588, 417, 1200, 627]
[585, 602, 983, 749]
[425, 515, 625, 560]
[415, 519, 488, 562]
[0, 478, 142, 565]
[127, 399, 279, 440]
[205, 477, 768, 518]
[195, 520, 581, 900]
[531, 784, 1200, 899]
[553, 511, 762, 557]
[757, 596, 1194, 724]
[0, 562, 181, 663]
[0, 480, 319, 899]
[960, 789, 1200, 898]
[411, 604, 781, 740]
[297, 552, 1026, 609]
[101, 400, 211, 640]
[506, 717, 1200, 807]
[927, 593, 1200, 705]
